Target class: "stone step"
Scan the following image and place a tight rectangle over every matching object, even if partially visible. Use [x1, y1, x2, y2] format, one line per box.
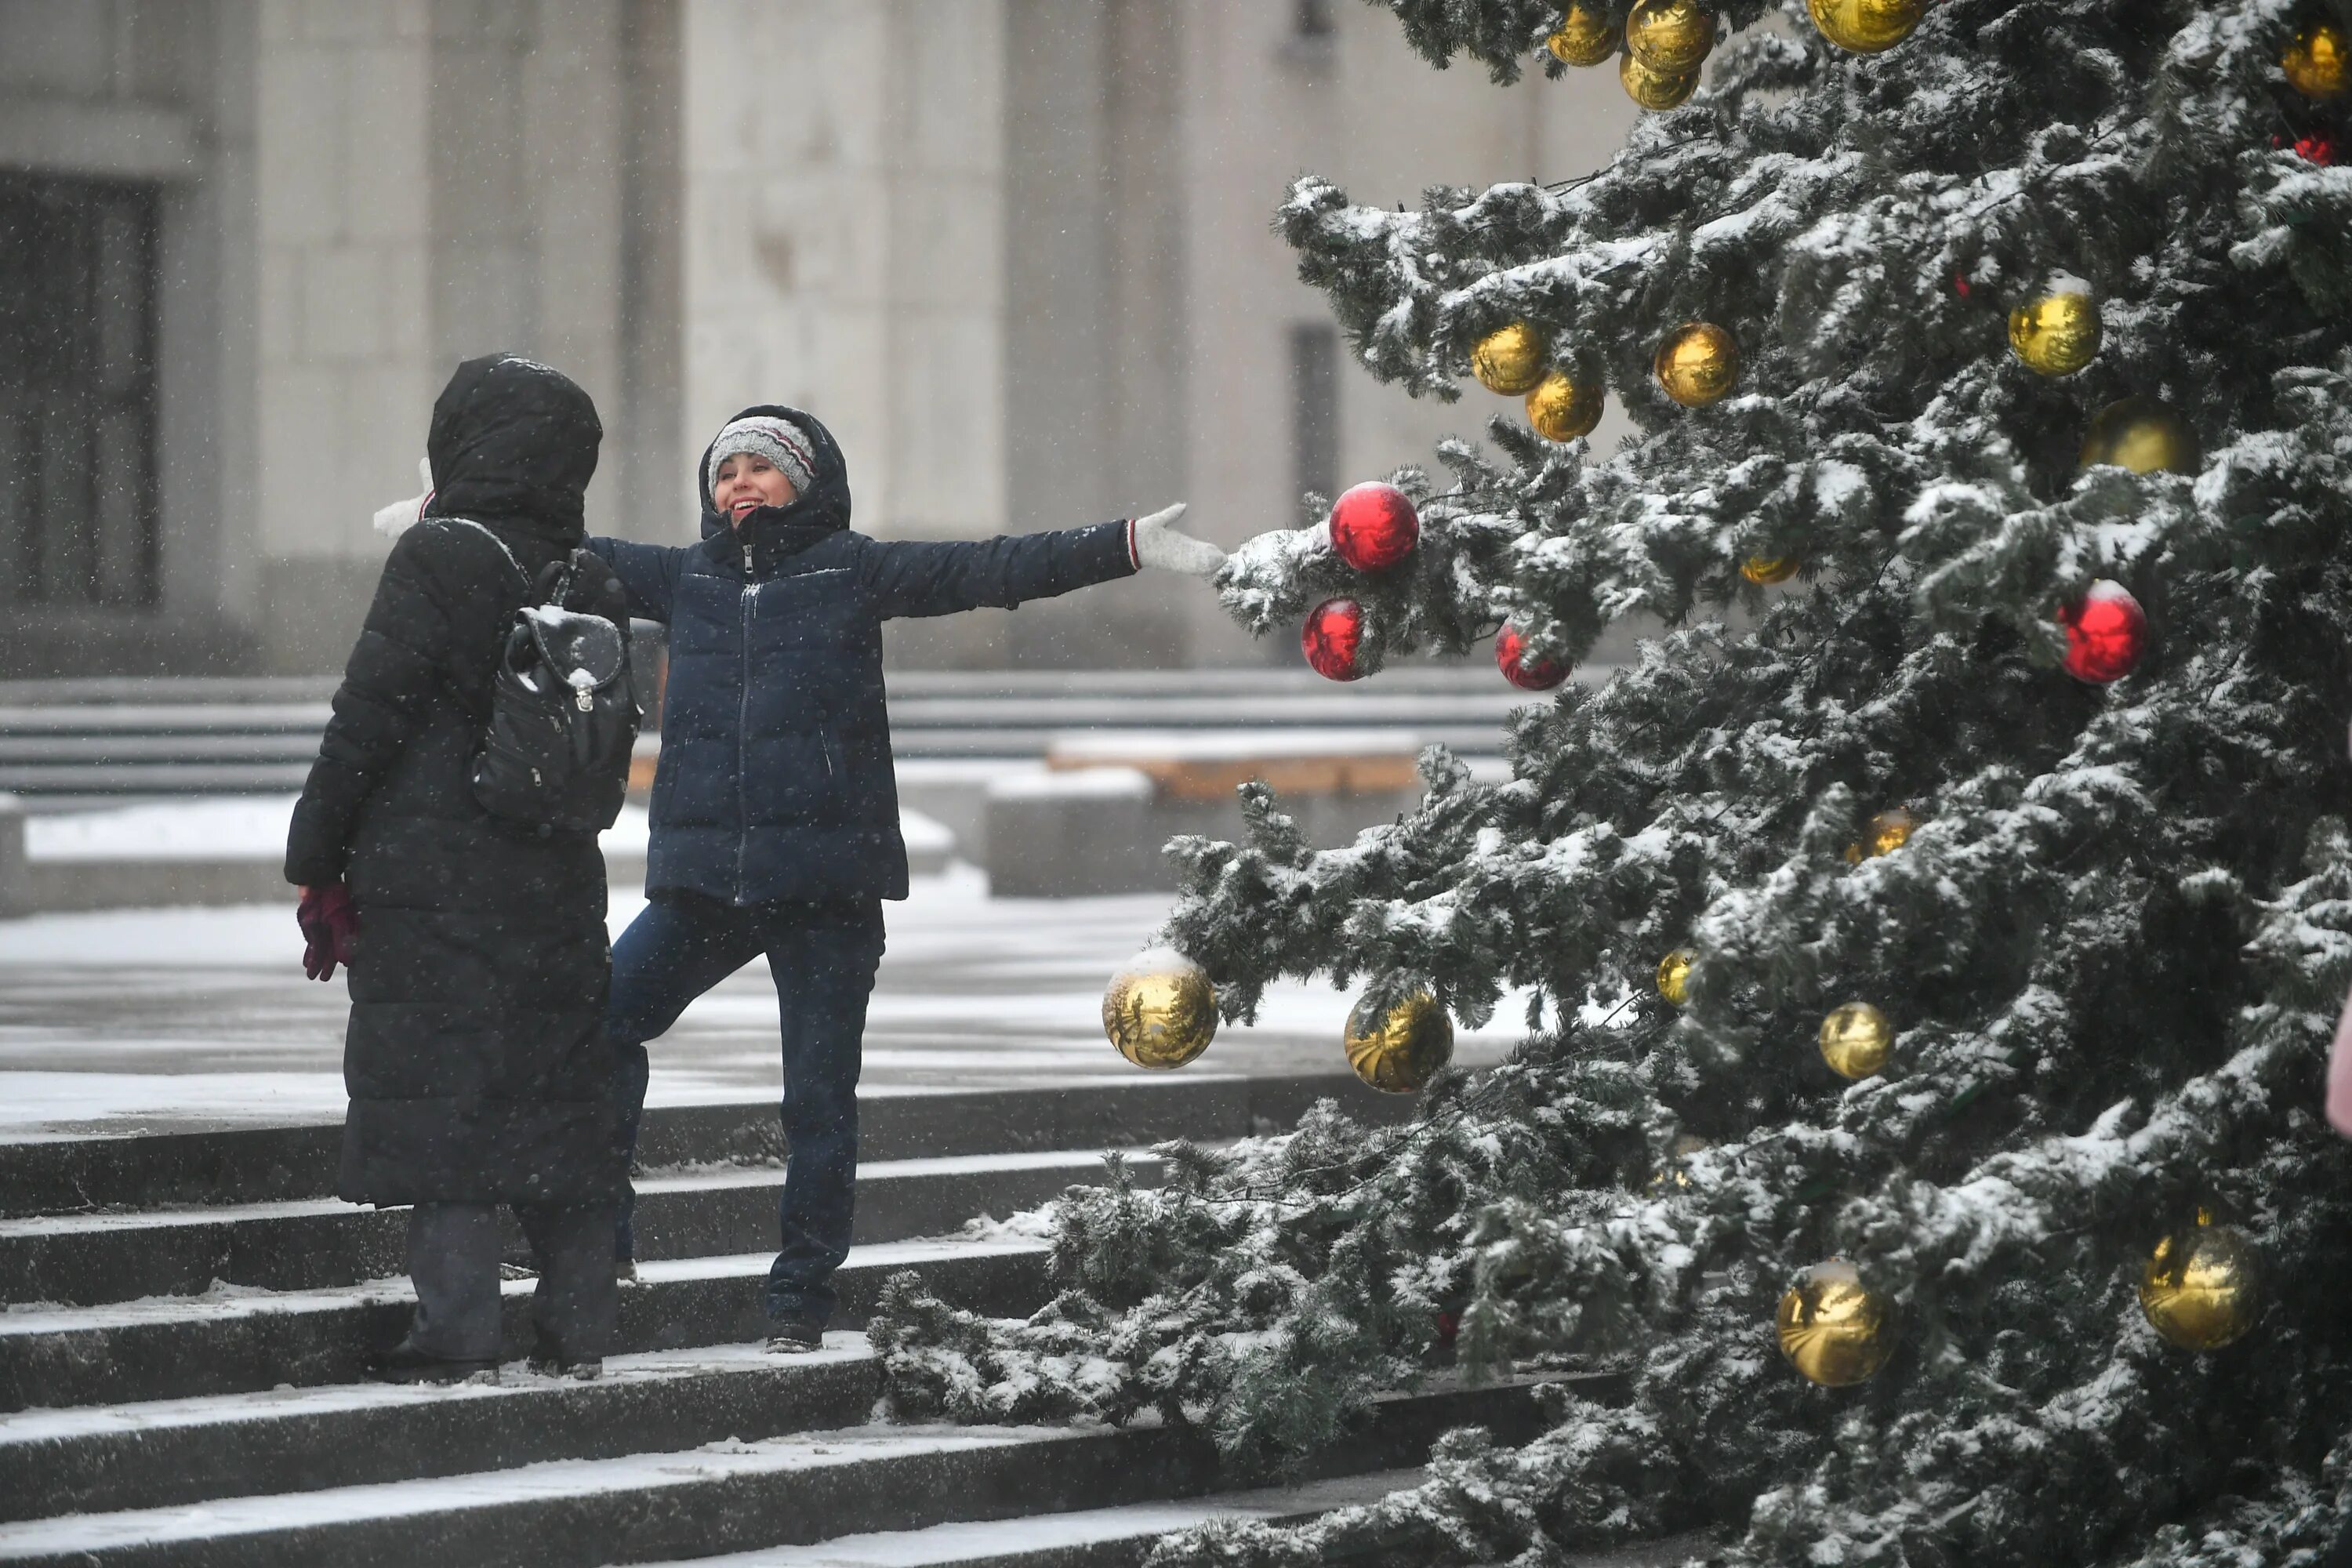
[0, 1148, 1154, 1308]
[2, 1341, 876, 1523]
[0, 1075, 1395, 1219]
[0, 1375, 1595, 1568]
[0, 1236, 1047, 1414]
[630, 1473, 1706, 1568]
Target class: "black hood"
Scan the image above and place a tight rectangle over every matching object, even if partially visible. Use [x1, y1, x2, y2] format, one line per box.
[698, 404, 852, 549]
[424, 354, 602, 541]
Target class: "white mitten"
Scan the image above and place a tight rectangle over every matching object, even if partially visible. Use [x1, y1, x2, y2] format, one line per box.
[1131, 503, 1225, 577]
[372, 457, 434, 539]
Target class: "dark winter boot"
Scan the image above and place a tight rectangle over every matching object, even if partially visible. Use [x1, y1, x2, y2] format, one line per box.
[528, 1334, 604, 1381]
[764, 1316, 823, 1353]
[369, 1336, 499, 1385]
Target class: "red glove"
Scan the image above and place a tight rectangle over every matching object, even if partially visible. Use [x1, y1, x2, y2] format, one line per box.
[297, 884, 358, 982]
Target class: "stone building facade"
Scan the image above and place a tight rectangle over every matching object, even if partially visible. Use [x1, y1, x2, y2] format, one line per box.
[1, 0, 1630, 677]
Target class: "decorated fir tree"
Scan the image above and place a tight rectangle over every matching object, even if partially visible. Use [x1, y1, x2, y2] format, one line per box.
[871, 1, 2352, 1561]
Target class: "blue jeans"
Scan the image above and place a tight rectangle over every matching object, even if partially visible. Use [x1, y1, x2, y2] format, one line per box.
[610, 889, 886, 1326]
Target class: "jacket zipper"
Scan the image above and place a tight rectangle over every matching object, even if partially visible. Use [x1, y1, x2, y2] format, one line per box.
[736, 540, 755, 904]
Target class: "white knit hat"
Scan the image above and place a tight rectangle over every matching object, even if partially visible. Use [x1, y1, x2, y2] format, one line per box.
[704, 415, 818, 506]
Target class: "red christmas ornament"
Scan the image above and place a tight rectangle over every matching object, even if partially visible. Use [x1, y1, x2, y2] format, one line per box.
[1952, 273, 1972, 299]
[2298, 132, 2338, 165]
[1328, 482, 1421, 572]
[1495, 622, 1568, 690]
[2058, 579, 2147, 684]
[1301, 597, 1367, 681]
[1436, 1310, 1461, 1347]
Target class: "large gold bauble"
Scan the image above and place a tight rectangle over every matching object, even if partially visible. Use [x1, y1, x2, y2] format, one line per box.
[1526, 371, 1605, 442]
[1344, 990, 1455, 1094]
[2284, 17, 2350, 101]
[1620, 49, 1700, 110]
[1818, 1001, 1893, 1080]
[1626, 0, 1713, 73]
[1740, 555, 1798, 586]
[1654, 322, 1740, 407]
[1472, 322, 1549, 397]
[1805, 0, 1926, 53]
[1656, 948, 1694, 1007]
[1547, 2, 1618, 66]
[2079, 396, 2201, 477]
[1777, 1260, 1896, 1385]
[1102, 948, 1218, 1070]
[2008, 287, 2102, 377]
[2140, 1214, 2260, 1352]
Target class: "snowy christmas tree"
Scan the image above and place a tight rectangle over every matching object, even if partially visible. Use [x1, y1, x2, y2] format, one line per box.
[872, 1, 2352, 1561]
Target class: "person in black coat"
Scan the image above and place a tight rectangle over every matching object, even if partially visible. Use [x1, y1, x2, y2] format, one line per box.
[286, 353, 629, 1383]
[584, 405, 1225, 1348]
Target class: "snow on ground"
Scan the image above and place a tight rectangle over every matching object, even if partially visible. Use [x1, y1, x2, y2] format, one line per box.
[23, 797, 952, 862]
[0, 863, 1526, 1139]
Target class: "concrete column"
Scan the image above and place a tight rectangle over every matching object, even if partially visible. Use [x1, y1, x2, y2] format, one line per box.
[0, 795, 27, 920]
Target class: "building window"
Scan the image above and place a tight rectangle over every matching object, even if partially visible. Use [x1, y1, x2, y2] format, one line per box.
[1289, 321, 1339, 508]
[0, 174, 160, 609]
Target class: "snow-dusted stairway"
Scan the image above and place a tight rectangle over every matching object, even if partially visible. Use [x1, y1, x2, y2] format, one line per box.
[0, 1074, 1625, 1566]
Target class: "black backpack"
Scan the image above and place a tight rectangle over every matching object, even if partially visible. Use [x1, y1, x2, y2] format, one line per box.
[471, 546, 641, 835]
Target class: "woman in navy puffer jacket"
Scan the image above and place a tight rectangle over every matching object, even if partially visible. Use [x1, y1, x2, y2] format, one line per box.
[586, 405, 1224, 1348]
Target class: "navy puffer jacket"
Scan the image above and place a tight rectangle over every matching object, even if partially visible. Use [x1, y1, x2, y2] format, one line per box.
[589, 405, 1136, 904]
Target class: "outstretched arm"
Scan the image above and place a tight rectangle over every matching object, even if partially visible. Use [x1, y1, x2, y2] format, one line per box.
[583, 535, 684, 624]
[862, 504, 1223, 619]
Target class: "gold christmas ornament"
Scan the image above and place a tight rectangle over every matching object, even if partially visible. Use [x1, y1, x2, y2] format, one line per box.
[1654, 322, 1740, 407]
[1547, 1, 1618, 66]
[1472, 322, 1549, 397]
[1846, 807, 1918, 861]
[1805, 0, 1926, 53]
[2284, 16, 2350, 101]
[2079, 397, 2201, 477]
[1777, 1260, 1897, 1385]
[2008, 285, 2102, 377]
[1740, 555, 1798, 586]
[2140, 1212, 2260, 1352]
[1625, 0, 1714, 73]
[1526, 370, 1606, 442]
[1102, 948, 1218, 1070]
[1818, 1001, 1893, 1080]
[1344, 990, 1455, 1094]
[1620, 49, 1700, 110]
[1656, 948, 1695, 1007]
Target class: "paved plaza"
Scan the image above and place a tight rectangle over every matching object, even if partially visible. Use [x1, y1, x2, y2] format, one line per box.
[0, 867, 1518, 1142]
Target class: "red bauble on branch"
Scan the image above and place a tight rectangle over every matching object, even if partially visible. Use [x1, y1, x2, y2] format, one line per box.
[1301, 597, 1367, 681]
[1495, 622, 1567, 690]
[2058, 579, 2147, 684]
[1329, 482, 1420, 572]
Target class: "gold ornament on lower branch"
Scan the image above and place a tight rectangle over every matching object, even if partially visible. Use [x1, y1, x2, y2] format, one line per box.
[1547, 2, 1617, 67]
[2284, 16, 2349, 101]
[1819, 1001, 1893, 1080]
[2079, 397, 2201, 477]
[1844, 806, 1917, 863]
[1526, 370, 1605, 441]
[1344, 990, 1455, 1093]
[1626, 0, 1713, 73]
[1102, 948, 1218, 1069]
[2008, 284, 2101, 376]
[1806, 0, 1925, 53]
[1472, 322, 1548, 396]
[1620, 49, 1700, 110]
[1740, 555, 1798, 586]
[1777, 1259, 1896, 1385]
[2140, 1210, 2260, 1352]
[1655, 322, 1739, 406]
[1656, 948, 1694, 1007]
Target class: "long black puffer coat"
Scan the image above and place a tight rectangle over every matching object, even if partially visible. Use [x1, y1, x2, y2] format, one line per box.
[285, 354, 627, 1206]
[589, 404, 1137, 905]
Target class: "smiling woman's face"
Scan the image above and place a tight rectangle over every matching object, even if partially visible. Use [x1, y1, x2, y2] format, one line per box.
[712, 452, 797, 527]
